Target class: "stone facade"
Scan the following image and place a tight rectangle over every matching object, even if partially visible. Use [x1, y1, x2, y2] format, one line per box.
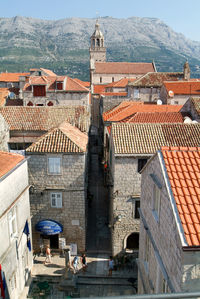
[0, 156, 32, 299]
[0, 113, 9, 151]
[23, 91, 90, 107]
[109, 155, 149, 256]
[128, 86, 161, 103]
[27, 153, 87, 253]
[181, 97, 200, 122]
[138, 152, 200, 294]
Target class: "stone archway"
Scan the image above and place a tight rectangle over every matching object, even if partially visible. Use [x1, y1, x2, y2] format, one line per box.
[125, 232, 139, 250]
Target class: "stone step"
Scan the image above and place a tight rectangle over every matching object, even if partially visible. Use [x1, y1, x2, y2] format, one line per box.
[77, 276, 136, 286]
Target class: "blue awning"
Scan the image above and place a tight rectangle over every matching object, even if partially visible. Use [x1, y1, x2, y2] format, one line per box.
[35, 219, 63, 235]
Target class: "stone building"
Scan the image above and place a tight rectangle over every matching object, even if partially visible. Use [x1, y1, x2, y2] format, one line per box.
[89, 21, 156, 89]
[127, 71, 184, 103]
[0, 113, 9, 151]
[0, 151, 32, 299]
[107, 122, 200, 256]
[22, 74, 90, 107]
[181, 97, 200, 122]
[0, 106, 90, 151]
[25, 121, 88, 253]
[138, 147, 200, 294]
[0, 72, 29, 98]
[160, 80, 200, 105]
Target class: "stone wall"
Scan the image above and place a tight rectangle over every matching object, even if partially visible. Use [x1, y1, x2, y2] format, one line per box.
[111, 156, 142, 256]
[138, 154, 183, 293]
[92, 73, 141, 85]
[23, 91, 90, 107]
[0, 159, 32, 299]
[27, 153, 87, 252]
[102, 95, 131, 112]
[127, 87, 161, 103]
[0, 114, 9, 151]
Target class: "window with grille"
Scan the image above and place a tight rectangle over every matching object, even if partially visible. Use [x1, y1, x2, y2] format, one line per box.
[51, 192, 62, 208]
[8, 208, 17, 239]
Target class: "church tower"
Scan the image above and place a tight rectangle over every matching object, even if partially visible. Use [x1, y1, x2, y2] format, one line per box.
[89, 20, 106, 68]
[183, 60, 190, 80]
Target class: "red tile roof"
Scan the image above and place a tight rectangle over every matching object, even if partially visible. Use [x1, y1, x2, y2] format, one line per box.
[129, 72, 183, 87]
[127, 112, 184, 123]
[95, 62, 155, 74]
[0, 72, 29, 82]
[26, 121, 88, 153]
[0, 151, 24, 178]
[104, 102, 183, 122]
[106, 78, 136, 88]
[162, 146, 200, 246]
[40, 68, 57, 76]
[73, 78, 90, 88]
[164, 81, 200, 95]
[24, 76, 89, 93]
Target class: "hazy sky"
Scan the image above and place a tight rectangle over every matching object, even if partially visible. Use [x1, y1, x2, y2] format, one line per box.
[1, 0, 199, 41]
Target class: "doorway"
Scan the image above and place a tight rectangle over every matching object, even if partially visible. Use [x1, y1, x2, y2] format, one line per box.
[126, 233, 139, 250]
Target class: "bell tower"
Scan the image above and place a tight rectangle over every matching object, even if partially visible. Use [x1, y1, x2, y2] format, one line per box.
[89, 20, 106, 67]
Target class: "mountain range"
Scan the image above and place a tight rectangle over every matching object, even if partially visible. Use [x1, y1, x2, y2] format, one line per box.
[0, 16, 200, 80]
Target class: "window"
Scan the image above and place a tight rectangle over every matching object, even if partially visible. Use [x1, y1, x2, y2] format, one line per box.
[51, 192, 62, 208]
[153, 184, 161, 219]
[48, 157, 61, 174]
[134, 199, 140, 219]
[8, 208, 17, 239]
[100, 77, 102, 83]
[33, 85, 46, 97]
[138, 158, 148, 172]
[112, 77, 114, 82]
[162, 278, 168, 293]
[134, 88, 140, 99]
[57, 82, 63, 90]
[9, 272, 17, 292]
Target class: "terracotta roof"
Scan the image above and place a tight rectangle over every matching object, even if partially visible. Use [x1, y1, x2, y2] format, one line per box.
[0, 106, 89, 132]
[127, 112, 184, 123]
[0, 88, 9, 106]
[94, 62, 155, 74]
[40, 68, 57, 76]
[66, 77, 89, 92]
[26, 121, 88, 153]
[73, 78, 90, 88]
[24, 76, 89, 93]
[112, 123, 200, 154]
[164, 81, 200, 95]
[190, 97, 200, 116]
[106, 78, 136, 88]
[129, 72, 183, 87]
[93, 84, 107, 94]
[104, 102, 183, 122]
[0, 151, 24, 178]
[0, 72, 29, 82]
[162, 146, 200, 246]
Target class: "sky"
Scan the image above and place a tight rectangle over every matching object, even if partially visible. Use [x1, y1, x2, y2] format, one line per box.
[1, 0, 200, 41]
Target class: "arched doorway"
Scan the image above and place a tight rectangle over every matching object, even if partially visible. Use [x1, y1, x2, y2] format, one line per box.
[126, 233, 139, 250]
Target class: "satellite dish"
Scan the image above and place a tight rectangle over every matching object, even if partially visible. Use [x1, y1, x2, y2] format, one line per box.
[168, 90, 174, 97]
[157, 99, 162, 105]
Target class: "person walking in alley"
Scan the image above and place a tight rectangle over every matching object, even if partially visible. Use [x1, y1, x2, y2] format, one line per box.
[72, 255, 79, 273]
[81, 253, 87, 272]
[44, 245, 51, 264]
[108, 256, 114, 276]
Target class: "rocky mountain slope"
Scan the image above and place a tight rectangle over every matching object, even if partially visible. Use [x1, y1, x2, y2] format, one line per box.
[0, 16, 200, 80]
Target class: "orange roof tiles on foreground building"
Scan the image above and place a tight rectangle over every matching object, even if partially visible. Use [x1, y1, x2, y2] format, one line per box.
[26, 121, 88, 154]
[161, 146, 200, 246]
[103, 101, 183, 122]
[0, 151, 24, 178]
[127, 112, 184, 123]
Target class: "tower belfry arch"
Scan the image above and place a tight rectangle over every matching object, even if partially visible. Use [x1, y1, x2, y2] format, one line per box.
[89, 20, 106, 65]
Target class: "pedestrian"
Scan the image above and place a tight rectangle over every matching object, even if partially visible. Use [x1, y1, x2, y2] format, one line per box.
[72, 255, 79, 273]
[44, 245, 51, 264]
[81, 253, 87, 272]
[108, 256, 114, 276]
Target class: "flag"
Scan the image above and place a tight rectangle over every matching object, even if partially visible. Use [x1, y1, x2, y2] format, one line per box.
[23, 220, 31, 252]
